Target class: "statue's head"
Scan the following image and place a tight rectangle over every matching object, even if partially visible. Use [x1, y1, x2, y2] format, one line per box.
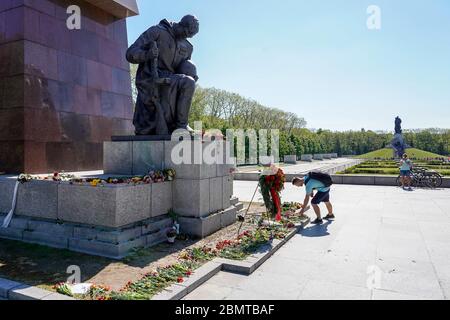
[175, 15, 199, 39]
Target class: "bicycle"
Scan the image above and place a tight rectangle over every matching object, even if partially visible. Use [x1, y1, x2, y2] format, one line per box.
[396, 167, 443, 188]
[420, 168, 443, 188]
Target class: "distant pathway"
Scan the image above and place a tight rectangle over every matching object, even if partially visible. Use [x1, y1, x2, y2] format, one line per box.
[184, 183, 450, 300]
[236, 158, 359, 174]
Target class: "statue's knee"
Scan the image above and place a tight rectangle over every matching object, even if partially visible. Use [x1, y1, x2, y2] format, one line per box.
[181, 76, 196, 91]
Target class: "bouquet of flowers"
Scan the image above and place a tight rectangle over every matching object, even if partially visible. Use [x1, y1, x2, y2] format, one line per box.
[259, 166, 285, 221]
[16, 168, 177, 187]
[163, 169, 176, 181]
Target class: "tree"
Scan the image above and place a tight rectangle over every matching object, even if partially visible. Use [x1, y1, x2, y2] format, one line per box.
[126, 71, 450, 157]
[130, 64, 138, 104]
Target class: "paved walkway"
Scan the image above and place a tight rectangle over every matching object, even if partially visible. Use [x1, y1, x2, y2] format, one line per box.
[236, 158, 360, 174]
[184, 183, 450, 300]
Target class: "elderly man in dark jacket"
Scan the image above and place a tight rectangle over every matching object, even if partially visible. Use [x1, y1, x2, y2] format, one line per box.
[126, 15, 199, 135]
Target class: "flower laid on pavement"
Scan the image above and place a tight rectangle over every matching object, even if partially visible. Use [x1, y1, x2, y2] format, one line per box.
[53, 282, 73, 297]
[53, 200, 303, 301]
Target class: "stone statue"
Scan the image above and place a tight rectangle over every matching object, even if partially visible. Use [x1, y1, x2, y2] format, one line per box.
[391, 116, 407, 157]
[126, 15, 200, 136]
[395, 116, 402, 134]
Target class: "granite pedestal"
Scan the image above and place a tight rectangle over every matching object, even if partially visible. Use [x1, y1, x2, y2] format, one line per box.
[103, 139, 240, 237]
[0, 0, 139, 174]
[0, 139, 241, 257]
[284, 155, 297, 164]
[313, 154, 324, 160]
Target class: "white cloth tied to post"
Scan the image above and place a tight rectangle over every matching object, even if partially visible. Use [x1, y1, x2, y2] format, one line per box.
[1, 181, 20, 228]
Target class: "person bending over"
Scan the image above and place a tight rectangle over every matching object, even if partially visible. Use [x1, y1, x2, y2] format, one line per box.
[292, 173, 334, 224]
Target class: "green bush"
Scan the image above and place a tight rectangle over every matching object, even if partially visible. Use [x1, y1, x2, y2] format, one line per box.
[350, 168, 399, 175]
[340, 159, 450, 176]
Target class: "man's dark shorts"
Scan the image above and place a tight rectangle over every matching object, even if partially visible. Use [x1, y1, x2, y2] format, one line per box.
[311, 191, 330, 205]
[400, 170, 411, 177]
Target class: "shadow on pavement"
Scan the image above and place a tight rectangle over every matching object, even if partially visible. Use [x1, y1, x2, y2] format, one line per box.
[298, 221, 333, 237]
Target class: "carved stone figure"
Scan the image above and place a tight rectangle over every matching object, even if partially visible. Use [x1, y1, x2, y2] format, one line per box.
[126, 15, 200, 135]
[395, 116, 402, 134]
[392, 116, 407, 157]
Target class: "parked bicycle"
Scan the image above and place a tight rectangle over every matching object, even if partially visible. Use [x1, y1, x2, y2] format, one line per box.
[396, 167, 443, 188]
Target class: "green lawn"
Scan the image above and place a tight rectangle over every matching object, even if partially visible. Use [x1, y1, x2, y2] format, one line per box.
[338, 159, 450, 176]
[357, 148, 446, 160]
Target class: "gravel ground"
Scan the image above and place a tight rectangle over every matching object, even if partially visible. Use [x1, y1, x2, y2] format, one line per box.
[0, 202, 267, 292]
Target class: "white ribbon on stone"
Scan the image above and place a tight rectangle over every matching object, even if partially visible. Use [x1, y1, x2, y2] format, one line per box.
[1, 181, 20, 228]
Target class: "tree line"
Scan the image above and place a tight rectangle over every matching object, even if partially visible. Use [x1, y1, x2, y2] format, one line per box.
[129, 71, 449, 157]
[188, 87, 449, 157]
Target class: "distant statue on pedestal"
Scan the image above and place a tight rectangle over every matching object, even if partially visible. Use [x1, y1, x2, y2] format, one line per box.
[126, 15, 200, 136]
[391, 116, 407, 158]
[395, 116, 402, 134]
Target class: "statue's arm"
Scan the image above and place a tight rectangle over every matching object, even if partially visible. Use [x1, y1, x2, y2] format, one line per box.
[126, 27, 160, 64]
[187, 43, 194, 61]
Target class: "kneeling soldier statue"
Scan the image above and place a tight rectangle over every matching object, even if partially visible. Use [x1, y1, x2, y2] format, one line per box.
[126, 15, 200, 136]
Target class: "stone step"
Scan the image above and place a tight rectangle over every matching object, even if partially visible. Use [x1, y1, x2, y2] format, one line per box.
[234, 202, 244, 211]
[230, 197, 239, 206]
[141, 217, 173, 235]
[0, 227, 23, 241]
[220, 206, 238, 228]
[0, 215, 175, 260]
[236, 208, 247, 220]
[146, 229, 169, 247]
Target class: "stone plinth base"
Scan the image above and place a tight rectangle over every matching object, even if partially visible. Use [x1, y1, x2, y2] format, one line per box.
[103, 139, 239, 239]
[313, 154, 324, 160]
[103, 139, 236, 217]
[0, 178, 171, 228]
[284, 155, 297, 164]
[112, 135, 174, 141]
[0, 214, 172, 259]
[178, 203, 243, 238]
[0, 139, 240, 257]
[104, 140, 235, 177]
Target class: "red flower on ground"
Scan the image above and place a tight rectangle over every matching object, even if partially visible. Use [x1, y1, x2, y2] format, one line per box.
[177, 277, 184, 283]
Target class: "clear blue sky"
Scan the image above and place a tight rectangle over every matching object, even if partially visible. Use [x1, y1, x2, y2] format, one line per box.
[126, 0, 450, 131]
